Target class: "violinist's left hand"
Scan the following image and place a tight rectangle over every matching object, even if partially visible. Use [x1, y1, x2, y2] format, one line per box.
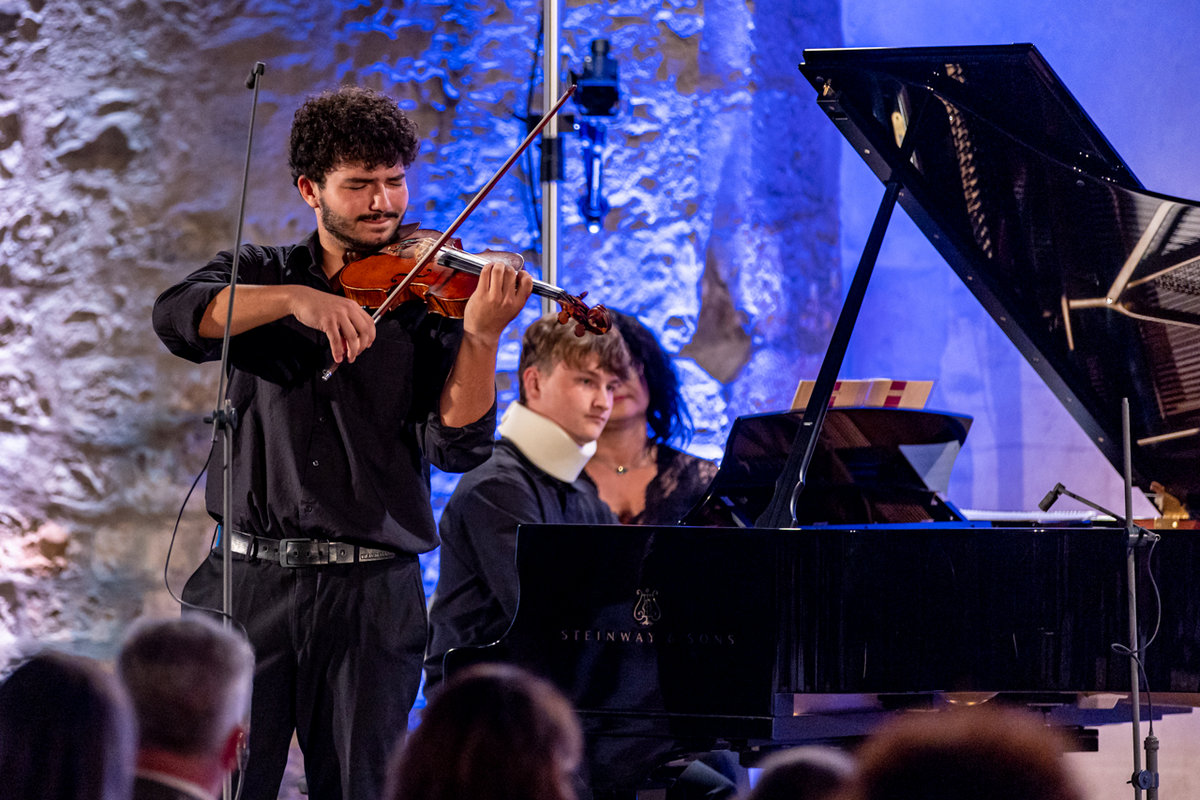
[462, 260, 534, 344]
[440, 260, 534, 427]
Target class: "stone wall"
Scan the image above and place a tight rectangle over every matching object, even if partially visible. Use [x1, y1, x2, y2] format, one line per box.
[0, 0, 841, 664]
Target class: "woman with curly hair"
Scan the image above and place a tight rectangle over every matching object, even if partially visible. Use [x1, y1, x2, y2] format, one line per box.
[584, 309, 718, 524]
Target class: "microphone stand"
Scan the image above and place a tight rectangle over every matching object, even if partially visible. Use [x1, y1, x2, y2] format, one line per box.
[1039, 398, 1159, 800]
[201, 60, 265, 800]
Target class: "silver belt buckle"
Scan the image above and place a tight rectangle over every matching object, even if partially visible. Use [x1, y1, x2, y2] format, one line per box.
[279, 539, 328, 567]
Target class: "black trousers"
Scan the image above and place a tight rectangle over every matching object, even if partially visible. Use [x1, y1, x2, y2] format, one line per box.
[183, 549, 427, 800]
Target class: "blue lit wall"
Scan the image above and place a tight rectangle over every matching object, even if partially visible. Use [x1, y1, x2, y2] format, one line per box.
[3, 0, 1200, 680]
[0, 0, 841, 660]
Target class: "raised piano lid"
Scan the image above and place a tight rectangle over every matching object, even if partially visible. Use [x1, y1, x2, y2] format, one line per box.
[799, 44, 1200, 512]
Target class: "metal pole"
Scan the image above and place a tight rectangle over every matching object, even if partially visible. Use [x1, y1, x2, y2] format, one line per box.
[1123, 399, 1143, 800]
[540, 0, 561, 314]
[215, 60, 264, 800]
[1127, 544, 1143, 800]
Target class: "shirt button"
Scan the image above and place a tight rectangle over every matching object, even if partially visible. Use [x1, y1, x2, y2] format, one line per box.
[311, 460, 319, 467]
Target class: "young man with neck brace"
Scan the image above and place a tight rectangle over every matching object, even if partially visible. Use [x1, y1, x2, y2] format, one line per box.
[424, 314, 631, 693]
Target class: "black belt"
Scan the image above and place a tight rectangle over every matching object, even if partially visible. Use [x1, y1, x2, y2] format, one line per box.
[226, 530, 397, 568]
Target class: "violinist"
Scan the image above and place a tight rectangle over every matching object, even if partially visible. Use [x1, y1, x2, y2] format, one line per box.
[152, 86, 531, 800]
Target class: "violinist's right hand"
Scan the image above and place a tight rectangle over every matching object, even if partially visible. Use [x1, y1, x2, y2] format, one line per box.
[289, 286, 377, 363]
[199, 284, 376, 364]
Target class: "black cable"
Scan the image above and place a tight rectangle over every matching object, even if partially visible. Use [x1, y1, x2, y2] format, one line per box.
[1141, 536, 1163, 651]
[159, 455, 252, 799]
[520, 10, 545, 245]
[161, 459, 248, 641]
[160, 460, 208, 608]
[1110, 536, 1162, 735]
[1112, 650, 1156, 736]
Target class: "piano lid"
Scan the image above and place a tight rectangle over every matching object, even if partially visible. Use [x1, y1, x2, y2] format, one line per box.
[800, 44, 1200, 511]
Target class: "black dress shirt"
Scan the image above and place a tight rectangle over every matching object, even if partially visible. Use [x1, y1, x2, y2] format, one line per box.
[425, 438, 616, 688]
[152, 232, 496, 553]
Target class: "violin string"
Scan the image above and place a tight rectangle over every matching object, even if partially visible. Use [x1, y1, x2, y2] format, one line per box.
[438, 248, 565, 301]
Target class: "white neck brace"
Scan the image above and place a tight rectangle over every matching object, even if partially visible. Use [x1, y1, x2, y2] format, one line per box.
[496, 401, 596, 483]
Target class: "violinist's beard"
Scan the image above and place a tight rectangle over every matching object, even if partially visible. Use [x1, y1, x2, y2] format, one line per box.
[320, 204, 404, 252]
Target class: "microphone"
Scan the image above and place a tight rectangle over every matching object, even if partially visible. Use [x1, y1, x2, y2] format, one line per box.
[1036, 482, 1142, 533]
[1038, 482, 1065, 512]
[577, 119, 609, 232]
[571, 39, 619, 233]
[245, 61, 266, 90]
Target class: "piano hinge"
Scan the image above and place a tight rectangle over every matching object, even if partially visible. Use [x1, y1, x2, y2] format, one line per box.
[816, 80, 846, 120]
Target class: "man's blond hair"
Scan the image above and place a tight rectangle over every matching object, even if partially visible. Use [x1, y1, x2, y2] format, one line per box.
[517, 315, 630, 403]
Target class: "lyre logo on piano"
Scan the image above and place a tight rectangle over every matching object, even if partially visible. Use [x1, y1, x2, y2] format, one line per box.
[633, 588, 661, 627]
[556, 587, 738, 646]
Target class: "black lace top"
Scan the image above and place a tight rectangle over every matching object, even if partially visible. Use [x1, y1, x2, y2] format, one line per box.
[626, 444, 720, 525]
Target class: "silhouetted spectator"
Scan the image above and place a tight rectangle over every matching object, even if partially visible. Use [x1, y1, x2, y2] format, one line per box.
[743, 746, 855, 800]
[118, 615, 255, 800]
[836, 707, 1083, 800]
[385, 663, 583, 800]
[0, 650, 137, 800]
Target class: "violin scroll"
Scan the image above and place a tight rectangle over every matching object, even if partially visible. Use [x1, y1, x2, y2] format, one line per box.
[555, 291, 611, 336]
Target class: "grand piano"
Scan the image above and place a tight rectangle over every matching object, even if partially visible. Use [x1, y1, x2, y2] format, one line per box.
[449, 45, 1200, 792]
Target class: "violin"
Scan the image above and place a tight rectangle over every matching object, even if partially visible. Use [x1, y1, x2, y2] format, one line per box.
[334, 225, 611, 336]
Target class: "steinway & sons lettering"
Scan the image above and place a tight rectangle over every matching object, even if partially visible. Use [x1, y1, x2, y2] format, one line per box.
[560, 629, 737, 646]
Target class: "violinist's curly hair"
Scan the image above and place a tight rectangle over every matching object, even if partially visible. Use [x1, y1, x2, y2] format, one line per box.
[289, 86, 420, 186]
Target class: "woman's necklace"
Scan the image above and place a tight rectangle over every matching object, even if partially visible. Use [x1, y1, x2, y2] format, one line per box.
[591, 443, 656, 475]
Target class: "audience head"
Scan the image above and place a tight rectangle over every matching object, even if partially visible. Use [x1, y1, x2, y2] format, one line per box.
[608, 309, 691, 445]
[517, 313, 631, 444]
[744, 746, 855, 800]
[386, 663, 583, 800]
[117, 615, 255, 772]
[0, 650, 136, 800]
[837, 707, 1083, 800]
